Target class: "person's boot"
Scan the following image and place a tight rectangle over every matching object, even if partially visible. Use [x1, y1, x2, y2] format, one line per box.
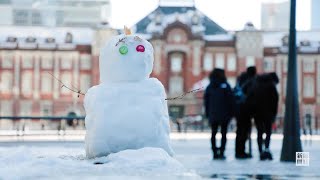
[236, 152, 251, 159]
[218, 149, 226, 160]
[213, 148, 219, 159]
[265, 149, 273, 160]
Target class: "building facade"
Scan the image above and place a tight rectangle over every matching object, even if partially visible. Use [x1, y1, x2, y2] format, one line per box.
[0, 26, 117, 129]
[133, 3, 320, 131]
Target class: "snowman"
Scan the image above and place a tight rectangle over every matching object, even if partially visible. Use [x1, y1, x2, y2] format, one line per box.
[84, 28, 173, 158]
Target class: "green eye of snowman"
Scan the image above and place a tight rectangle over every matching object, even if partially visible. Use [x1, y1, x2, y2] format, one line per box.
[119, 45, 128, 55]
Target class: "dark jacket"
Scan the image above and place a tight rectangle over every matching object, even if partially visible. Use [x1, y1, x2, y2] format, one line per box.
[247, 73, 279, 121]
[204, 78, 235, 124]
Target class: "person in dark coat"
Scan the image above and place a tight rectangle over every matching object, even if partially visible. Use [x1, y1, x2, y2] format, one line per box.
[204, 68, 235, 159]
[248, 72, 279, 160]
[235, 66, 257, 158]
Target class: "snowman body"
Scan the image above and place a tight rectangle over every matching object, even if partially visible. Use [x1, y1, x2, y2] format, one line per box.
[84, 34, 173, 158]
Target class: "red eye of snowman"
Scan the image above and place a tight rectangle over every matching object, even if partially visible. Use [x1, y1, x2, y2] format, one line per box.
[136, 45, 145, 52]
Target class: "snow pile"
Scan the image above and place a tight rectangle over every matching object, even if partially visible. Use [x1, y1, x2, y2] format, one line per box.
[85, 34, 173, 158]
[0, 146, 196, 179]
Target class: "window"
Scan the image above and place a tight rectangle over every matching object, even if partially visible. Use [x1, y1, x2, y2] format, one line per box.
[227, 54, 236, 71]
[19, 101, 32, 116]
[41, 73, 52, 93]
[246, 56, 255, 67]
[215, 53, 224, 69]
[170, 53, 182, 73]
[40, 101, 52, 116]
[1, 52, 14, 68]
[32, 11, 42, 25]
[21, 72, 33, 95]
[80, 74, 91, 93]
[203, 53, 213, 71]
[263, 57, 274, 72]
[173, 34, 182, 43]
[22, 54, 33, 68]
[303, 58, 315, 72]
[0, 71, 13, 93]
[60, 73, 72, 94]
[303, 76, 314, 98]
[169, 76, 183, 94]
[41, 55, 53, 69]
[0, 101, 13, 116]
[14, 10, 29, 25]
[60, 56, 73, 69]
[80, 54, 91, 70]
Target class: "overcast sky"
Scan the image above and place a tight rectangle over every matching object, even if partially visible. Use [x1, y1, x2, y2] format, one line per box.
[109, 0, 311, 31]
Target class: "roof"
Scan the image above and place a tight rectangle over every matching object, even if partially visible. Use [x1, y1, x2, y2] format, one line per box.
[263, 31, 320, 47]
[134, 6, 227, 36]
[0, 26, 94, 45]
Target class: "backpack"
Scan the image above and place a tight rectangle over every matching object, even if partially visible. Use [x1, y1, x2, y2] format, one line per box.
[233, 82, 247, 104]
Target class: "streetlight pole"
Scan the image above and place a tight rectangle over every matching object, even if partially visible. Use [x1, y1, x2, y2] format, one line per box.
[280, 0, 302, 162]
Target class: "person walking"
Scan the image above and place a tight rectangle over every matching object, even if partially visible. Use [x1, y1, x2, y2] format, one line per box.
[204, 68, 235, 160]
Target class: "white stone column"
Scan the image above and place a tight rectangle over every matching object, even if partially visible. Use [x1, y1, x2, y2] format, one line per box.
[192, 41, 203, 76]
[153, 41, 162, 75]
[53, 52, 60, 99]
[13, 51, 20, 98]
[34, 52, 40, 99]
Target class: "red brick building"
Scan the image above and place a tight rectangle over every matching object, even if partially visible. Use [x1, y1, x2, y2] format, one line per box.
[0, 26, 116, 129]
[133, 4, 320, 130]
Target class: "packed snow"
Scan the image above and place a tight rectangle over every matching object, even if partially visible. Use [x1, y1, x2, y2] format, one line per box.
[0, 146, 197, 180]
[0, 137, 319, 179]
[85, 34, 173, 158]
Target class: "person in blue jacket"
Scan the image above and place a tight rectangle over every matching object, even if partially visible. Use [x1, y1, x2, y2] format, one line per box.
[204, 68, 235, 159]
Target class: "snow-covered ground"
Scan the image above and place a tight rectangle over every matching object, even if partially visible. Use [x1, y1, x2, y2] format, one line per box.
[0, 133, 319, 179]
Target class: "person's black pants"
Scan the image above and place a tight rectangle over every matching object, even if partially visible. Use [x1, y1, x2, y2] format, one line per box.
[235, 108, 252, 155]
[211, 120, 229, 154]
[254, 115, 272, 153]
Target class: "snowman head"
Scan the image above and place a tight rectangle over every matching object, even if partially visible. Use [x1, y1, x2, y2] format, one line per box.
[99, 33, 154, 83]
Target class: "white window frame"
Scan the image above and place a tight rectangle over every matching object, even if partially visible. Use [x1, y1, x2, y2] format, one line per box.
[169, 76, 183, 94]
[60, 73, 72, 94]
[21, 71, 33, 95]
[246, 56, 255, 67]
[215, 53, 224, 69]
[227, 54, 236, 71]
[80, 74, 91, 93]
[22, 54, 33, 69]
[303, 76, 315, 98]
[170, 53, 183, 73]
[203, 52, 213, 71]
[0, 71, 13, 93]
[41, 54, 53, 69]
[80, 54, 92, 70]
[1, 52, 14, 68]
[41, 72, 53, 93]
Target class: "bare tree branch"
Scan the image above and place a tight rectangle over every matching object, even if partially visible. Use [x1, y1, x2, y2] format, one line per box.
[165, 87, 204, 100]
[49, 72, 203, 100]
[48, 72, 85, 97]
